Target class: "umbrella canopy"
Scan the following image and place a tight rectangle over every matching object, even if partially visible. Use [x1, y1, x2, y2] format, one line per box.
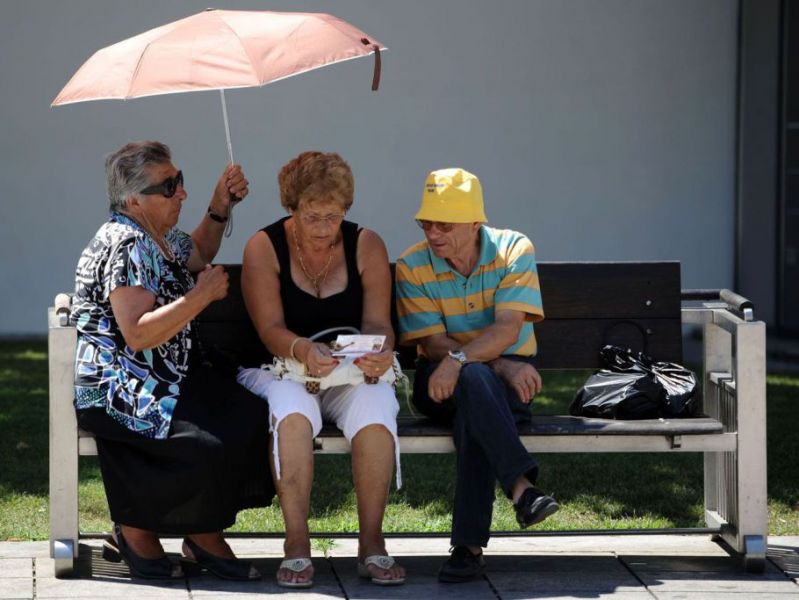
[51, 8, 385, 235]
[52, 8, 385, 105]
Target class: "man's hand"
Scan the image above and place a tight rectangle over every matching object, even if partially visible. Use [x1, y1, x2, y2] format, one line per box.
[428, 358, 462, 403]
[490, 358, 542, 404]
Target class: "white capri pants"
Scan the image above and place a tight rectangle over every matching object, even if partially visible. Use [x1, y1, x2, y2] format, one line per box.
[237, 369, 401, 489]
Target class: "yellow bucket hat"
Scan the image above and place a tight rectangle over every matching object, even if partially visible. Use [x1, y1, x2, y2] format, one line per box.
[415, 168, 488, 223]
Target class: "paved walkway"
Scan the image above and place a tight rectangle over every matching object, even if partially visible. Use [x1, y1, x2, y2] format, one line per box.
[1, 535, 797, 599]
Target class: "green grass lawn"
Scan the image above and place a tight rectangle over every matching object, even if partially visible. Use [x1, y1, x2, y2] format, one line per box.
[1, 339, 797, 540]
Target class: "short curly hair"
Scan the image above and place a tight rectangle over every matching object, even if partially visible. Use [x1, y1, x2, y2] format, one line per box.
[278, 151, 354, 212]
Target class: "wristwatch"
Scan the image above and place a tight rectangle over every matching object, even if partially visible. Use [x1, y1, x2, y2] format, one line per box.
[447, 349, 468, 367]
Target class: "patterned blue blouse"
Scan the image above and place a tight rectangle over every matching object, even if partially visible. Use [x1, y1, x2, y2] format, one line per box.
[72, 212, 195, 439]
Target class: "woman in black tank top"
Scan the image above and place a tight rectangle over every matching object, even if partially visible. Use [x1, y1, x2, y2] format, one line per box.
[241, 151, 405, 587]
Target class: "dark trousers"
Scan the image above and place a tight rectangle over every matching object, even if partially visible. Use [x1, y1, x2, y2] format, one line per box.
[413, 358, 539, 548]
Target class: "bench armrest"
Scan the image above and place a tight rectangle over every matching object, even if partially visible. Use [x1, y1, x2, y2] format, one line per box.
[682, 288, 754, 321]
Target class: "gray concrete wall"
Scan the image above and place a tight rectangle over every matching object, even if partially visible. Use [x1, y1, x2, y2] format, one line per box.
[0, 0, 738, 334]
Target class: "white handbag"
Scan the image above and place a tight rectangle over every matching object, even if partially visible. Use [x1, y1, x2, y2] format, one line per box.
[254, 327, 407, 394]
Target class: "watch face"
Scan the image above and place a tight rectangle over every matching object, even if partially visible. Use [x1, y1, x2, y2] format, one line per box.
[449, 350, 467, 364]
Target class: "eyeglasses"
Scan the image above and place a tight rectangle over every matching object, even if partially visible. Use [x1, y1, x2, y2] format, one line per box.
[416, 219, 454, 233]
[139, 171, 184, 198]
[298, 212, 346, 226]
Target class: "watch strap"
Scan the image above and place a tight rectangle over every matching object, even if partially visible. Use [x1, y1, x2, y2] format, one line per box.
[207, 208, 229, 223]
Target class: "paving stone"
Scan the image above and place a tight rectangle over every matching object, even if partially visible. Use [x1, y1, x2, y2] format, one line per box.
[653, 593, 799, 599]
[331, 555, 495, 599]
[0, 576, 32, 599]
[36, 576, 187, 598]
[190, 557, 344, 598]
[484, 534, 732, 556]
[35, 557, 56, 579]
[1, 537, 799, 599]
[622, 554, 784, 574]
[0, 542, 48, 560]
[484, 553, 625, 573]
[488, 568, 644, 595]
[497, 594, 654, 600]
[638, 570, 798, 593]
[0, 559, 31, 578]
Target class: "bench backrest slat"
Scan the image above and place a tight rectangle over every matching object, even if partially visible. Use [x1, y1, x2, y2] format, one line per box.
[196, 261, 682, 371]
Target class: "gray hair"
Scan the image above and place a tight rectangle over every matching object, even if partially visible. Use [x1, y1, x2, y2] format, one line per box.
[105, 141, 171, 212]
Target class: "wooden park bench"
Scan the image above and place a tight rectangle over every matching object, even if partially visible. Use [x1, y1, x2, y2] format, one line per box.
[47, 261, 766, 577]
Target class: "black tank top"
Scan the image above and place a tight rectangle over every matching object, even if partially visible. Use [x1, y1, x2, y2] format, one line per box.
[262, 217, 364, 343]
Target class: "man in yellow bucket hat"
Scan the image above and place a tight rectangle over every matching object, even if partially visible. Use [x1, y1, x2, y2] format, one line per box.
[396, 168, 558, 583]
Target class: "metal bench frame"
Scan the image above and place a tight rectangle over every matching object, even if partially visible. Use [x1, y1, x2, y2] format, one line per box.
[47, 265, 766, 577]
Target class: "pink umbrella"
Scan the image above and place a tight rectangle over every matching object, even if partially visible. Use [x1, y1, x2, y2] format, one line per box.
[52, 8, 385, 232]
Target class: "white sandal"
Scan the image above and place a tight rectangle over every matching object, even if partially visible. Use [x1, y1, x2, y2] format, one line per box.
[357, 555, 405, 586]
[277, 557, 313, 589]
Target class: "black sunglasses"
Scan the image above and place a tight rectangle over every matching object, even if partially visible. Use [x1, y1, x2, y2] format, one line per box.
[139, 170, 184, 198]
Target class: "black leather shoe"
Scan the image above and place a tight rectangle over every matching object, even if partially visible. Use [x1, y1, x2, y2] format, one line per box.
[181, 537, 261, 581]
[438, 546, 485, 583]
[514, 487, 559, 528]
[112, 525, 183, 580]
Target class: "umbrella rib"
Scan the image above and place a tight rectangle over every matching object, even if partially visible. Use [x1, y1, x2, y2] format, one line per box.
[126, 40, 156, 99]
[215, 14, 263, 86]
[124, 16, 190, 98]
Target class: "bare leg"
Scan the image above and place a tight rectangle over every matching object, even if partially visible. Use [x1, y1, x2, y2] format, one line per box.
[183, 532, 235, 559]
[117, 525, 165, 559]
[351, 424, 405, 582]
[510, 475, 534, 504]
[272, 413, 315, 586]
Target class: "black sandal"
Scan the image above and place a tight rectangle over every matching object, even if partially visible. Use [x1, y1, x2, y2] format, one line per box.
[180, 537, 261, 581]
[107, 524, 183, 580]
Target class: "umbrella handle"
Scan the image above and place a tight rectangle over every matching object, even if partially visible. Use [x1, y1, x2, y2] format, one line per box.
[361, 39, 381, 91]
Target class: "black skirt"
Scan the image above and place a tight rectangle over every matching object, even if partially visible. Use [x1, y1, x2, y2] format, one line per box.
[77, 364, 274, 534]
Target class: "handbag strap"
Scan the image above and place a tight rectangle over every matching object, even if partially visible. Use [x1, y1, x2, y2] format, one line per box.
[601, 320, 650, 355]
[308, 326, 360, 341]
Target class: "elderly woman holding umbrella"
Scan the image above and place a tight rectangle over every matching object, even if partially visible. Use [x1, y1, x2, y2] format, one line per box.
[239, 151, 405, 587]
[72, 140, 272, 581]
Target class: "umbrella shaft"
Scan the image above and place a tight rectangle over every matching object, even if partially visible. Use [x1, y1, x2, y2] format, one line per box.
[220, 89, 235, 164]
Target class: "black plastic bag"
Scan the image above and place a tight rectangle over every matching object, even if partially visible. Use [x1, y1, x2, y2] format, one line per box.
[570, 345, 698, 419]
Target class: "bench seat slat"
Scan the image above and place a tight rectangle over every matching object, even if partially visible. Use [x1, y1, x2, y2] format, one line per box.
[315, 416, 723, 437]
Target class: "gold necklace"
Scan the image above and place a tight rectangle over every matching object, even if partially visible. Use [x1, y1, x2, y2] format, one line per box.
[292, 226, 335, 298]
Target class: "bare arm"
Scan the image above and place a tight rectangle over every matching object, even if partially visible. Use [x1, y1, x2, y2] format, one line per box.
[418, 309, 543, 403]
[352, 229, 395, 376]
[418, 309, 525, 362]
[241, 231, 293, 357]
[186, 164, 249, 272]
[356, 229, 395, 348]
[109, 265, 228, 351]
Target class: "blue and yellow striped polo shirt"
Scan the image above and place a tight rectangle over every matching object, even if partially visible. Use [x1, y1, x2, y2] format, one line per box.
[396, 226, 545, 357]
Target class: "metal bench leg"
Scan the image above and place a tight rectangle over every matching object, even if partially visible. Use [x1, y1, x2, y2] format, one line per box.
[52, 539, 76, 578]
[742, 535, 766, 573]
[48, 317, 79, 578]
[731, 320, 767, 573]
[702, 321, 731, 534]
